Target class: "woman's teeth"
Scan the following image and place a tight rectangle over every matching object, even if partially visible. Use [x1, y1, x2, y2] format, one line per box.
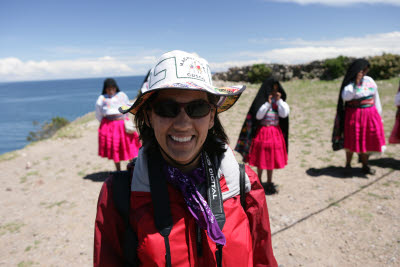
[170, 136, 192, 142]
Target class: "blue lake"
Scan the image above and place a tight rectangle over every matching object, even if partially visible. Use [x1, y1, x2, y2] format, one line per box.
[0, 76, 144, 155]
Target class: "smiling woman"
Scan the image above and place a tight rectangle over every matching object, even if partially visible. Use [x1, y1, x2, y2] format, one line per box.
[146, 90, 216, 169]
[94, 50, 278, 267]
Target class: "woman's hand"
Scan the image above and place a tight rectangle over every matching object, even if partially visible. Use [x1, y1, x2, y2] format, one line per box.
[276, 92, 281, 101]
[268, 94, 272, 104]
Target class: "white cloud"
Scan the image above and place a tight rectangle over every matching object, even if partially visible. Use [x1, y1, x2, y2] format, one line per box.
[0, 56, 139, 82]
[210, 60, 265, 72]
[1, 32, 399, 81]
[210, 31, 400, 71]
[269, 0, 400, 6]
[0, 45, 165, 82]
[285, 32, 400, 48]
[0, 50, 217, 82]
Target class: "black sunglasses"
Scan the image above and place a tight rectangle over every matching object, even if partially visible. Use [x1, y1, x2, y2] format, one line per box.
[152, 99, 214, 118]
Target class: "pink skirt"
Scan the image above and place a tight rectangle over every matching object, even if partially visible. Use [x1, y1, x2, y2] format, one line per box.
[98, 118, 141, 162]
[344, 106, 386, 153]
[248, 125, 288, 170]
[389, 110, 400, 144]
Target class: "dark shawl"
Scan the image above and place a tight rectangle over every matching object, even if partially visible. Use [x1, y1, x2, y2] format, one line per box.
[235, 77, 289, 162]
[331, 58, 370, 151]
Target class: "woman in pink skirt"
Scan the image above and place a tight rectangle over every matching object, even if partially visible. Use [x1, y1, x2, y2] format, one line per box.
[389, 81, 400, 144]
[236, 78, 289, 194]
[332, 59, 385, 175]
[95, 78, 141, 171]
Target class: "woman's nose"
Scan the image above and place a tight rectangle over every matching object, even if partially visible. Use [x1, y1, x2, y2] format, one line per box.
[173, 107, 192, 129]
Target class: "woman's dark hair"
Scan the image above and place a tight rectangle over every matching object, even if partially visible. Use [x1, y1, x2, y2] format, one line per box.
[134, 91, 228, 156]
[341, 59, 370, 88]
[102, 78, 120, 95]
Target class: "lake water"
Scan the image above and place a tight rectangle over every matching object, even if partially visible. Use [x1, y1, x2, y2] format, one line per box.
[0, 76, 145, 155]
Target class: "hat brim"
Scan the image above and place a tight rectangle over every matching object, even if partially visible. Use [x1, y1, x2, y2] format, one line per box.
[119, 84, 246, 115]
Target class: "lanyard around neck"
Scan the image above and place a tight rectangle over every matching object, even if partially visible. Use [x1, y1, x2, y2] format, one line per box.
[202, 151, 226, 232]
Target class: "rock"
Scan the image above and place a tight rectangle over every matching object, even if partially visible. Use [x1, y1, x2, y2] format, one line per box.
[25, 161, 32, 169]
[284, 71, 293, 80]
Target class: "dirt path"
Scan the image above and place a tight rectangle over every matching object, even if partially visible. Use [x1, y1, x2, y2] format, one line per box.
[0, 79, 399, 266]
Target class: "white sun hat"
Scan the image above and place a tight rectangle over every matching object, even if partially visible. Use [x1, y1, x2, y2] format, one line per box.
[119, 50, 246, 114]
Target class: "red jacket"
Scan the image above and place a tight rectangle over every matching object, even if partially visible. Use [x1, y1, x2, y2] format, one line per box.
[94, 160, 277, 267]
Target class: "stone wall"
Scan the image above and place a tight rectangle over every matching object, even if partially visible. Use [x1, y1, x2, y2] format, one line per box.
[212, 59, 354, 82]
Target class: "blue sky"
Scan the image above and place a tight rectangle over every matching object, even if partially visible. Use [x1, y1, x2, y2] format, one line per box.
[0, 0, 399, 82]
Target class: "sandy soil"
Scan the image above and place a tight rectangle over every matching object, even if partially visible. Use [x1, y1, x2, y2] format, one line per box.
[0, 78, 399, 267]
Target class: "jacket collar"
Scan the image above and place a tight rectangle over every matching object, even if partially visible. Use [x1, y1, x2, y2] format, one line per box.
[131, 145, 250, 201]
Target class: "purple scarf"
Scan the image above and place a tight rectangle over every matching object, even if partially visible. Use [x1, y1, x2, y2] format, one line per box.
[165, 163, 226, 245]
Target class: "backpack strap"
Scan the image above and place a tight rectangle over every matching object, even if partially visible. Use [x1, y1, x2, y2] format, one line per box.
[239, 163, 246, 210]
[112, 171, 132, 223]
[112, 159, 139, 267]
[147, 149, 173, 267]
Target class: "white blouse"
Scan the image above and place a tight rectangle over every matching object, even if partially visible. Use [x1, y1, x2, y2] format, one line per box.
[256, 99, 290, 120]
[341, 76, 382, 115]
[95, 92, 130, 121]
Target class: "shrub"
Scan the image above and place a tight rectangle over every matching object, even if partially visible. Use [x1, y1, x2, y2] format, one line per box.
[248, 64, 272, 83]
[321, 55, 351, 80]
[27, 117, 70, 142]
[368, 53, 400, 80]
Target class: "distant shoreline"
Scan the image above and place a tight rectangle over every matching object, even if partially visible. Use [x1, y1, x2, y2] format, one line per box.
[0, 74, 147, 85]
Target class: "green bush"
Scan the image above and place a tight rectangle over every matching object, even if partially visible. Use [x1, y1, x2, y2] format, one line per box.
[368, 53, 400, 80]
[248, 64, 272, 83]
[27, 117, 70, 142]
[322, 55, 350, 80]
